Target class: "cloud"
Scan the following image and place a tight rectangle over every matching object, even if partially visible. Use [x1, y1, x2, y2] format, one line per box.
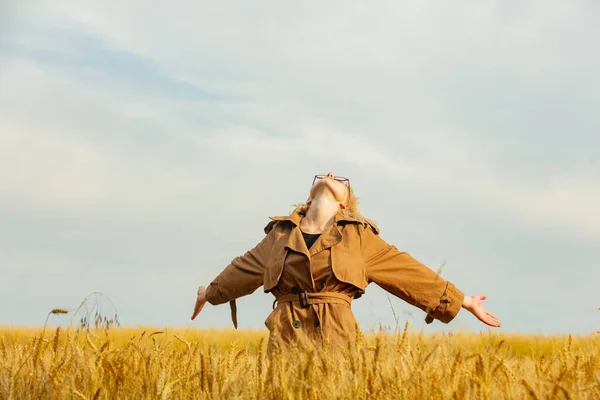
[1, 27, 218, 101]
[1, 53, 599, 241]
[1, 1, 599, 332]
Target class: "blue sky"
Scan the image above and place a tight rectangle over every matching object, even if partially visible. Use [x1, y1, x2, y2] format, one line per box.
[0, 1, 599, 334]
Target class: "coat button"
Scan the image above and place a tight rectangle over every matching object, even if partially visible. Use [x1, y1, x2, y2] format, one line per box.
[293, 320, 301, 328]
[314, 320, 320, 328]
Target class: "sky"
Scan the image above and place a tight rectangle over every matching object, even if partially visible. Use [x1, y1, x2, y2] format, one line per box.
[0, 1, 598, 335]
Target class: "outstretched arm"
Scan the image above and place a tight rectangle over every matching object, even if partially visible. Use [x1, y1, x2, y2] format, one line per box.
[362, 226, 500, 327]
[191, 230, 273, 321]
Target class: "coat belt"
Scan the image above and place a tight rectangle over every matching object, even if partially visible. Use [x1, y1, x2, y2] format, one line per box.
[228, 292, 353, 330]
[275, 291, 353, 307]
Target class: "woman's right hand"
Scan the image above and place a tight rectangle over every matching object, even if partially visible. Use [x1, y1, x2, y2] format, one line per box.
[191, 285, 207, 320]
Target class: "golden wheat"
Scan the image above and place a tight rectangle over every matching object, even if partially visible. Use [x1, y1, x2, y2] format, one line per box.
[0, 326, 599, 399]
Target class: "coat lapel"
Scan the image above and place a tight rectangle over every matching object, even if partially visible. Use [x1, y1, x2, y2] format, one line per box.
[268, 210, 312, 259]
[285, 225, 311, 259]
[309, 224, 342, 256]
[309, 212, 361, 255]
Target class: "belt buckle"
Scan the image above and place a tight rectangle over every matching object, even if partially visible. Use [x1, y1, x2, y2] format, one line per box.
[299, 291, 309, 308]
[292, 286, 310, 308]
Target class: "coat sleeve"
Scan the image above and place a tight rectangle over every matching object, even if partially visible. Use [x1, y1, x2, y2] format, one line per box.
[205, 229, 273, 306]
[362, 227, 464, 324]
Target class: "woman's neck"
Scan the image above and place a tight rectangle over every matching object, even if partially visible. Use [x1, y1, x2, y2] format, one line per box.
[301, 193, 340, 234]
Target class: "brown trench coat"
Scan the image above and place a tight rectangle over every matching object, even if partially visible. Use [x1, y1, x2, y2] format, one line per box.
[205, 211, 464, 351]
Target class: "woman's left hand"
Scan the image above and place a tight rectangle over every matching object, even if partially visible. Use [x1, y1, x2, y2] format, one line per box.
[462, 295, 501, 327]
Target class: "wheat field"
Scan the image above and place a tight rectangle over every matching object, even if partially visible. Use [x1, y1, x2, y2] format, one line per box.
[1, 322, 599, 400]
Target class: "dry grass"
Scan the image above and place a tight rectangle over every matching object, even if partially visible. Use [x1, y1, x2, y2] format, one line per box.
[1, 324, 599, 399]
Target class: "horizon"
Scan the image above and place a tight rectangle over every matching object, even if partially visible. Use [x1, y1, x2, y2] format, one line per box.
[1, 1, 599, 335]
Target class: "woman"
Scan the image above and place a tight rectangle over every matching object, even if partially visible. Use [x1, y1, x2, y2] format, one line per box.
[191, 173, 500, 351]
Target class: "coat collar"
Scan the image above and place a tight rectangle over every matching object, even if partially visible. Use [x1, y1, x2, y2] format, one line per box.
[267, 209, 362, 227]
[267, 210, 360, 257]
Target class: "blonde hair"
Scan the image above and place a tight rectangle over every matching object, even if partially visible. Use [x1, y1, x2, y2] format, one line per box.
[292, 186, 379, 232]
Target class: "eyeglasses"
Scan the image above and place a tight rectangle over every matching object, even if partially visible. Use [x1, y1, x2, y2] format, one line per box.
[311, 174, 350, 187]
